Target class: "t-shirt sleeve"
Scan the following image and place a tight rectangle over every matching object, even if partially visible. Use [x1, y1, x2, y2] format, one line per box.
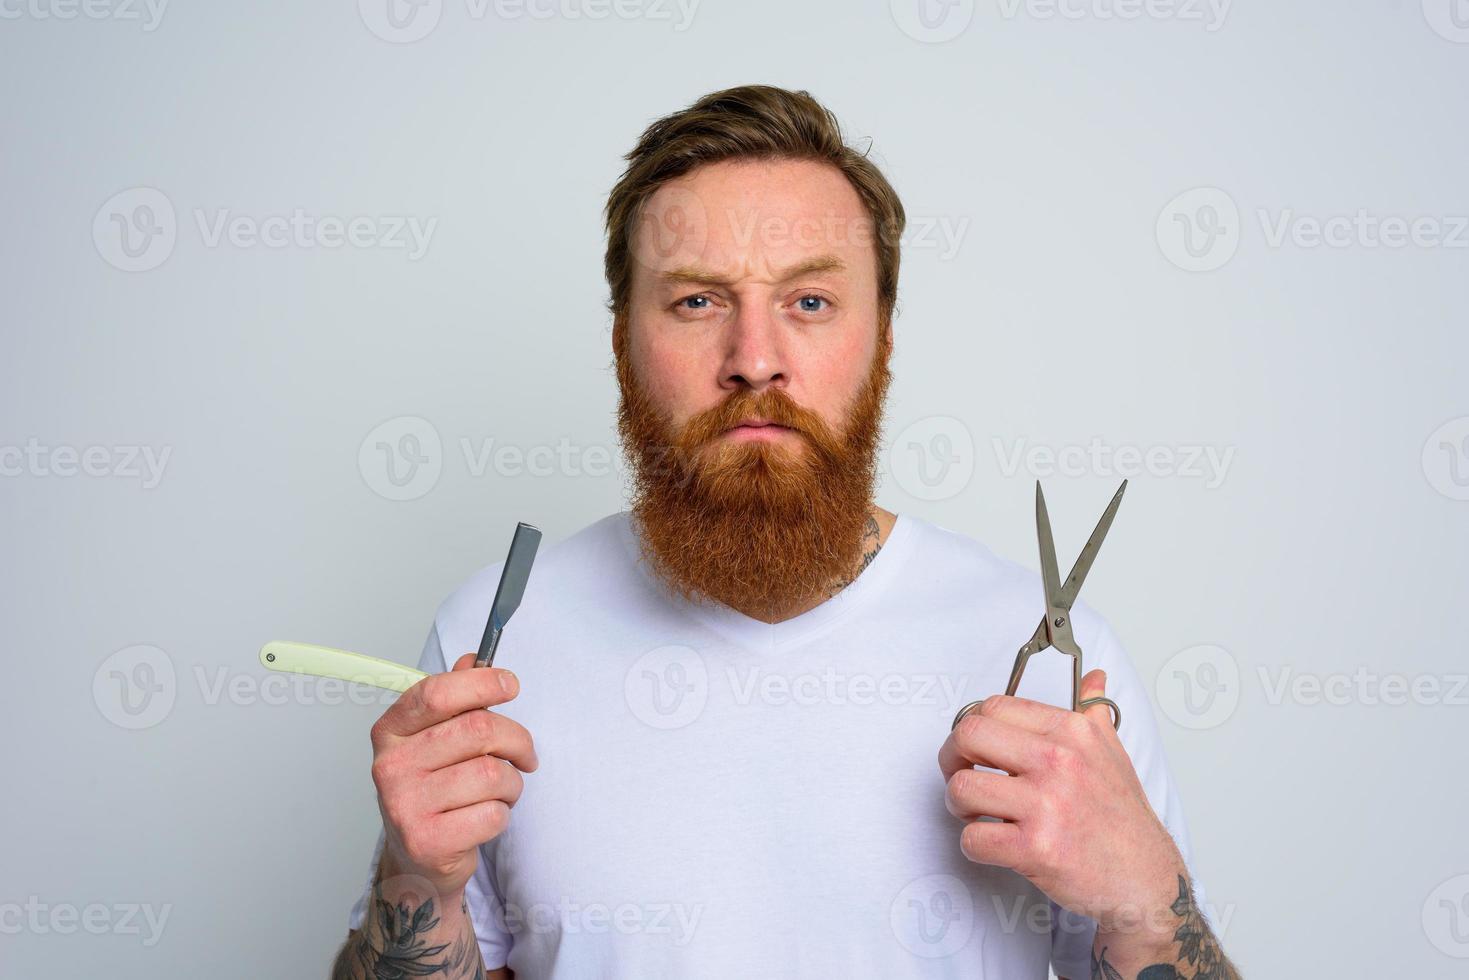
[1048, 616, 1213, 979]
[345, 620, 516, 971]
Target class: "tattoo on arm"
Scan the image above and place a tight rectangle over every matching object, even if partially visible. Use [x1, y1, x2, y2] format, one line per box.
[1091, 876, 1241, 980]
[332, 893, 485, 980]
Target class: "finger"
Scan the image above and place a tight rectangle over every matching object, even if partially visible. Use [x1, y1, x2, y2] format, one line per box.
[959, 820, 1024, 869]
[451, 652, 478, 671]
[413, 705, 539, 773]
[424, 753, 525, 813]
[939, 712, 1041, 780]
[1078, 668, 1117, 729]
[375, 662, 521, 739]
[423, 799, 512, 856]
[945, 766, 1032, 822]
[968, 692, 1074, 736]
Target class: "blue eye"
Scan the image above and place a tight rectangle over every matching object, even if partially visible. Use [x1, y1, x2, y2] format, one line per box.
[797, 295, 828, 313]
[680, 295, 711, 310]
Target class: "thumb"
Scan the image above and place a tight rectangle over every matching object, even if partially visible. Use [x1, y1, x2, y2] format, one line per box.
[1078, 668, 1111, 723]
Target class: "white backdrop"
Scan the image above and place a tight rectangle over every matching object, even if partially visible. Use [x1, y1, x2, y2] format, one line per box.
[2, 1, 1467, 975]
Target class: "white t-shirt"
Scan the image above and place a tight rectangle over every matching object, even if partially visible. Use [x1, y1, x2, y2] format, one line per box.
[350, 510, 1204, 978]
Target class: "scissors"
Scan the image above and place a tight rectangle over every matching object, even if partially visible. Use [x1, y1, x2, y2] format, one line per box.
[952, 480, 1127, 732]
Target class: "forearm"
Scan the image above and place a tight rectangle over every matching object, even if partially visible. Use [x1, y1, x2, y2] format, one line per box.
[1090, 874, 1239, 980]
[331, 855, 486, 980]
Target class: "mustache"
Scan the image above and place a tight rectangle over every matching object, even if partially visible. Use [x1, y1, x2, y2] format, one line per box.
[678, 388, 835, 452]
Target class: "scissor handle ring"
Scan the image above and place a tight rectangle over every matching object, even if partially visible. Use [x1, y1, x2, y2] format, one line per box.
[952, 696, 1121, 731]
[1079, 695, 1122, 731]
[951, 699, 985, 730]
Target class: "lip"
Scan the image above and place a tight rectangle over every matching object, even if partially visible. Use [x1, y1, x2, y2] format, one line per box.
[723, 419, 795, 441]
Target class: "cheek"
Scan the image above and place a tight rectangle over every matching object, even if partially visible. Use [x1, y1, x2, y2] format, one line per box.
[806, 331, 877, 413]
[631, 335, 707, 420]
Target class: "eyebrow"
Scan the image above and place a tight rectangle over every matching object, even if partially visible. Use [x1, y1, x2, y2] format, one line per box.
[656, 254, 848, 288]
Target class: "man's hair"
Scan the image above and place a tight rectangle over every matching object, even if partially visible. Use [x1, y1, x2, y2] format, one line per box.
[603, 84, 906, 335]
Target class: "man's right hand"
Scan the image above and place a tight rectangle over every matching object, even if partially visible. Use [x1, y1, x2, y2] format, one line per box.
[369, 652, 540, 901]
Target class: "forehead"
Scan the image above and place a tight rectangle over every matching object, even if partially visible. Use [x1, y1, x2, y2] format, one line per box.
[630, 157, 879, 286]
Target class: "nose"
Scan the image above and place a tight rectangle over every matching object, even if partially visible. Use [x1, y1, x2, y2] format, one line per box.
[719, 302, 788, 394]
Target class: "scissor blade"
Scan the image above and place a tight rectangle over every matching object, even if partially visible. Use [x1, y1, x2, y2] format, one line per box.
[1035, 482, 1064, 615]
[1056, 479, 1127, 611]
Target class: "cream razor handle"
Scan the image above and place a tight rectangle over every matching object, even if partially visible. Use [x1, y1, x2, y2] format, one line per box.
[259, 641, 428, 693]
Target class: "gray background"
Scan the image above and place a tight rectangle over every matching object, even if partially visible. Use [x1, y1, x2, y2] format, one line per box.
[3, 0, 1466, 975]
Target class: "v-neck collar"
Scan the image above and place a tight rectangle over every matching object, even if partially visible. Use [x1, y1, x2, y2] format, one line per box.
[615, 509, 918, 655]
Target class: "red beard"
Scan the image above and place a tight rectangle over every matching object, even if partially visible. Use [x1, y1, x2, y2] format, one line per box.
[614, 325, 892, 620]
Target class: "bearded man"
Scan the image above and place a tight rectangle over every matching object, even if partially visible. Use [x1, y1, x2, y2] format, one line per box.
[330, 84, 1240, 980]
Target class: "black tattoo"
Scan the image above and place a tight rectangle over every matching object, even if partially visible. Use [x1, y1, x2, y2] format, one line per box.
[1092, 946, 1125, 980]
[1091, 877, 1239, 980]
[333, 894, 485, 980]
[825, 513, 883, 598]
